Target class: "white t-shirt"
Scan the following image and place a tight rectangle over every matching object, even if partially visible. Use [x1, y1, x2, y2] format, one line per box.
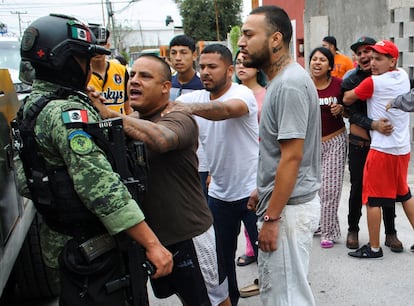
[175, 94, 209, 173]
[356, 68, 411, 155]
[177, 83, 259, 201]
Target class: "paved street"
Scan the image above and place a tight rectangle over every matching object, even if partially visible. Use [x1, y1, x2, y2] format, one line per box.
[147, 152, 414, 306]
[6, 151, 414, 306]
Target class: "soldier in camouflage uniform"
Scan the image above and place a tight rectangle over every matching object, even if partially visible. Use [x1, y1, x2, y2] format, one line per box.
[14, 14, 172, 305]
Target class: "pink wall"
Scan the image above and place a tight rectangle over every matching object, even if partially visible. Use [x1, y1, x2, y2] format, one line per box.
[262, 0, 305, 67]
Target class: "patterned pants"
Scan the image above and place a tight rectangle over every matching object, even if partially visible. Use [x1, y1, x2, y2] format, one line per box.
[319, 130, 347, 241]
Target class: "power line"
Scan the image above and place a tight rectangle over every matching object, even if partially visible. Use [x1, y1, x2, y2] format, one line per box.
[10, 10, 26, 37]
[0, 0, 132, 11]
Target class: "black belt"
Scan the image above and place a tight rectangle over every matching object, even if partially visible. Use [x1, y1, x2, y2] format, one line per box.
[349, 135, 370, 147]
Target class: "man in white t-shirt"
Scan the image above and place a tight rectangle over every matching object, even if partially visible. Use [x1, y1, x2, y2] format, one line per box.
[167, 44, 259, 306]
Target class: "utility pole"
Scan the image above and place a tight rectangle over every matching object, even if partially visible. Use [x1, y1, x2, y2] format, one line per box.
[105, 0, 139, 53]
[213, 0, 220, 41]
[106, 0, 117, 51]
[11, 11, 27, 38]
[101, 0, 107, 27]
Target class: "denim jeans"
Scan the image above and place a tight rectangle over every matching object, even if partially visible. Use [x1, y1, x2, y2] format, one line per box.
[208, 196, 258, 306]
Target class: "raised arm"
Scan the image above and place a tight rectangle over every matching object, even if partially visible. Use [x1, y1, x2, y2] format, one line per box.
[89, 91, 180, 153]
[166, 98, 249, 121]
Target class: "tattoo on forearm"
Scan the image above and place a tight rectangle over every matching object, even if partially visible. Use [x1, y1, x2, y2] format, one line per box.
[194, 101, 227, 118]
[123, 121, 178, 152]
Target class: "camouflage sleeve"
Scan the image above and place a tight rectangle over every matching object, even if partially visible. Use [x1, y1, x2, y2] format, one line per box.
[13, 154, 31, 197]
[35, 99, 145, 235]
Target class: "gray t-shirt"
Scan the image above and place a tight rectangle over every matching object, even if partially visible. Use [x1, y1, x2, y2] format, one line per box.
[256, 62, 321, 217]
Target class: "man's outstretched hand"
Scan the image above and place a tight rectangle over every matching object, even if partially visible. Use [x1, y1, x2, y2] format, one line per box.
[86, 86, 114, 119]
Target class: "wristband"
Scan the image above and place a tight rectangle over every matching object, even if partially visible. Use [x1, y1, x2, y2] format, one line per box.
[263, 215, 281, 222]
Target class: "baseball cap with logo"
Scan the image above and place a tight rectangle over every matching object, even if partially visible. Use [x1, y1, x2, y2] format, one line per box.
[367, 40, 399, 59]
[350, 36, 376, 53]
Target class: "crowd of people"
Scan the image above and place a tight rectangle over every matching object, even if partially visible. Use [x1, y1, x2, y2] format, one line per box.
[13, 4, 414, 306]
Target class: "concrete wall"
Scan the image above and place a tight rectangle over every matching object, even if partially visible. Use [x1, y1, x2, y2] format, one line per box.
[304, 0, 389, 62]
[304, 0, 414, 142]
[263, 0, 306, 66]
[304, 0, 414, 76]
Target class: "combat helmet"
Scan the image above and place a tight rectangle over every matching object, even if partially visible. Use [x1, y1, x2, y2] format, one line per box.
[20, 14, 110, 90]
[88, 23, 110, 45]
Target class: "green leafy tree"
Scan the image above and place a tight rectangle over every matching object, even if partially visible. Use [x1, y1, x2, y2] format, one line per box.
[175, 0, 242, 42]
[229, 25, 241, 54]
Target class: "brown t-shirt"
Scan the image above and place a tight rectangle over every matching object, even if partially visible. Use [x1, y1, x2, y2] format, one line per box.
[140, 110, 213, 246]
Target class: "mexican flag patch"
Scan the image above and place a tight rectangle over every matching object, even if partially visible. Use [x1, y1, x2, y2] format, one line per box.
[62, 110, 89, 124]
[70, 27, 92, 42]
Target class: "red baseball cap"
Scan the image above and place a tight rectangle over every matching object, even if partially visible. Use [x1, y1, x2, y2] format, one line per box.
[367, 40, 399, 59]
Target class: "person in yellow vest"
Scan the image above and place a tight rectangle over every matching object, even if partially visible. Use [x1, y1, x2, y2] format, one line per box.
[88, 24, 131, 114]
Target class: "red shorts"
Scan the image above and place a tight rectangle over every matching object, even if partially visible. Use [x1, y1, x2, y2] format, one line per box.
[362, 149, 411, 207]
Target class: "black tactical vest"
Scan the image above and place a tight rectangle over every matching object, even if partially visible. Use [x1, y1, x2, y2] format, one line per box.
[11, 89, 148, 238]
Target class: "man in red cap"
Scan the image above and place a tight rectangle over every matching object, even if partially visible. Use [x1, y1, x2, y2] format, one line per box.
[341, 36, 402, 253]
[343, 40, 414, 259]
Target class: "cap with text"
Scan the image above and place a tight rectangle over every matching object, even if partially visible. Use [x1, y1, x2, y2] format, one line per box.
[367, 40, 399, 59]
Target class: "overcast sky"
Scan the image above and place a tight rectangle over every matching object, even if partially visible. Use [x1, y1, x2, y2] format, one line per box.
[0, 0, 252, 37]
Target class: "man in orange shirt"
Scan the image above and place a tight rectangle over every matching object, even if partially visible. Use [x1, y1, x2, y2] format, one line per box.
[322, 36, 354, 79]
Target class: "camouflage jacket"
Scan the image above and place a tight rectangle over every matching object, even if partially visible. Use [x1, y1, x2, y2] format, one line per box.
[16, 79, 145, 267]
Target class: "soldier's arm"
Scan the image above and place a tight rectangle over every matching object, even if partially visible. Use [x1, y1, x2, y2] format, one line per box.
[13, 154, 31, 197]
[40, 101, 145, 233]
[43, 101, 173, 276]
[126, 222, 173, 278]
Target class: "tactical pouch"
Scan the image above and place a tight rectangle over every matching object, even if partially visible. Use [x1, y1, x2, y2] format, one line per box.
[58, 238, 127, 306]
